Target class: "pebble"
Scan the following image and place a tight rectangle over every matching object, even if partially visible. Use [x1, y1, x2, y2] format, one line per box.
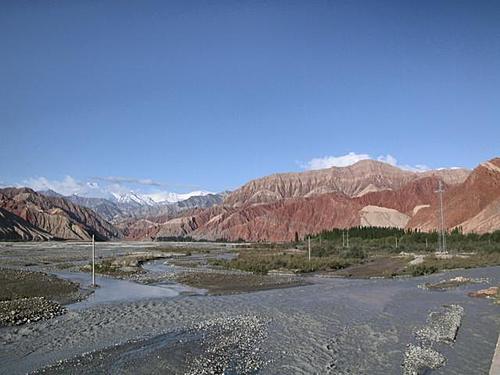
[0, 297, 65, 326]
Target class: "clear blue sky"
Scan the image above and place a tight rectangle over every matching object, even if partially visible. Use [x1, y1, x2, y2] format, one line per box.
[1, 0, 499, 195]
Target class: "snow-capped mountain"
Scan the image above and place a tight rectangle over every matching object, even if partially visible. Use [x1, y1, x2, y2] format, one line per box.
[144, 190, 214, 204]
[37, 188, 225, 222]
[112, 192, 157, 206]
[110, 190, 214, 206]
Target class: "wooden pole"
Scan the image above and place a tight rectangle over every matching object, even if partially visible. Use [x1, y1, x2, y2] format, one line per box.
[308, 237, 311, 262]
[92, 234, 95, 287]
[346, 231, 349, 248]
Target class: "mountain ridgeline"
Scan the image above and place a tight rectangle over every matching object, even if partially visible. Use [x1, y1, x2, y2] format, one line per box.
[0, 188, 228, 241]
[121, 158, 499, 242]
[1, 158, 498, 242]
[0, 188, 120, 241]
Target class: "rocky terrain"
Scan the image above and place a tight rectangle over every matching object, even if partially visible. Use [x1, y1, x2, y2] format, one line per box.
[122, 158, 499, 242]
[223, 159, 469, 207]
[0, 269, 87, 327]
[40, 190, 228, 222]
[2, 158, 498, 242]
[403, 304, 464, 374]
[408, 158, 500, 232]
[0, 188, 121, 240]
[0, 207, 52, 240]
[0, 297, 66, 326]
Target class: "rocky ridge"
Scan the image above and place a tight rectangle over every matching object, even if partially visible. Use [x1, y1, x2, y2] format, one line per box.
[0, 188, 121, 241]
[123, 158, 499, 242]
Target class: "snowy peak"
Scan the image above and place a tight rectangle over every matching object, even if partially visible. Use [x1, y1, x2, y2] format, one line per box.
[145, 190, 214, 204]
[112, 192, 157, 206]
[111, 190, 214, 206]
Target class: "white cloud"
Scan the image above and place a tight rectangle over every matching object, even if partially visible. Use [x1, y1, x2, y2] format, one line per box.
[23, 176, 102, 196]
[302, 152, 431, 172]
[377, 154, 398, 166]
[303, 152, 371, 170]
[95, 176, 162, 186]
[20, 175, 211, 202]
[401, 164, 431, 172]
[144, 190, 214, 203]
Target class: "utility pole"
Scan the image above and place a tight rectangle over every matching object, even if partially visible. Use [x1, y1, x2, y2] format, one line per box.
[308, 237, 311, 262]
[435, 181, 446, 252]
[396, 237, 398, 249]
[92, 234, 96, 287]
[346, 230, 350, 248]
[342, 231, 345, 248]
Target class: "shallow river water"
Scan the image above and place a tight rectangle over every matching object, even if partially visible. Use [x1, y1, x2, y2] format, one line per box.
[0, 264, 498, 374]
[53, 271, 206, 309]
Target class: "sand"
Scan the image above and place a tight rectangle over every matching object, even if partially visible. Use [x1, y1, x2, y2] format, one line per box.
[359, 205, 410, 228]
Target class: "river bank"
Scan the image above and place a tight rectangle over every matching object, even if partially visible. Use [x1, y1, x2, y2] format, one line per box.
[0, 242, 499, 374]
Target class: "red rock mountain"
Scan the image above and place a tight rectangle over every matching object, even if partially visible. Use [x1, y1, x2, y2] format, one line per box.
[224, 160, 470, 207]
[0, 207, 52, 241]
[0, 188, 121, 241]
[408, 158, 500, 233]
[123, 159, 500, 242]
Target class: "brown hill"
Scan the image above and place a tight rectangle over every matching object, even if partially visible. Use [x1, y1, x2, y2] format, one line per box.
[408, 158, 500, 233]
[354, 176, 442, 215]
[0, 207, 52, 241]
[123, 158, 497, 242]
[0, 188, 121, 241]
[224, 160, 469, 207]
[194, 193, 360, 242]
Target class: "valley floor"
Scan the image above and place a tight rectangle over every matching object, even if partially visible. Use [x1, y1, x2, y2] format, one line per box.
[0, 242, 499, 374]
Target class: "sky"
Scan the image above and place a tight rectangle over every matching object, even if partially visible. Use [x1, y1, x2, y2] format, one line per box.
[1, 0, 499, 198]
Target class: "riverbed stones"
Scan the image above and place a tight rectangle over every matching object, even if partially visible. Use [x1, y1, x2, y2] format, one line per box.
[0, 297, 66, 326]
[402, 304, 464, 374]
[402, 344, 446, 375]
[185, 314, 269, 375]
[468, 286, 498, 298]
[415, 304, 464, 344]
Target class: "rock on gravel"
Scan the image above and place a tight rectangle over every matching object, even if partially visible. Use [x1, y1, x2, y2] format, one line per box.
[415, 304, 464, 344]
[0, 297, 66, 326]
[402, 344, 446, 375]
[468, 286, 498, 298]
[184, 314, 269, 375]
[402, 304, 464, 374]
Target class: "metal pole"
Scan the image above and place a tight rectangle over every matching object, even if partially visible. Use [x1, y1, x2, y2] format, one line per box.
[308, 237, 311, 262]
[436, 181, 446, 252]
[92, 234, 95, 287]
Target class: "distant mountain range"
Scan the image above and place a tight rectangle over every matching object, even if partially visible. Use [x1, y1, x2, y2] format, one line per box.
[0, 187, 227, 240]
[38, 190, 226, 222]
[0, 187, 121, 241]
[1, 158, 499, 242]
[0, 207, 52, 241]
[122, 158, 499, 242]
